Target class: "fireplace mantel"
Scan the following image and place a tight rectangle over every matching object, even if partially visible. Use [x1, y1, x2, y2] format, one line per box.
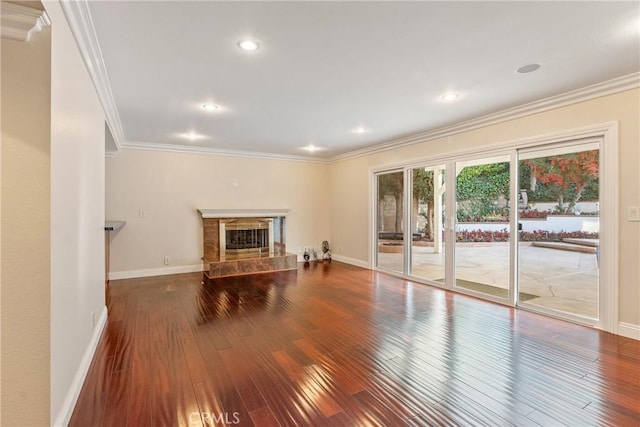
[198, 208, 290, 219]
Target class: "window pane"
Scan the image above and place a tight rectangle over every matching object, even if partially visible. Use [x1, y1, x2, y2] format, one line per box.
[517, 145, 599, 320]
[409, 165, 446, 284]
[376, 171, 404, 273]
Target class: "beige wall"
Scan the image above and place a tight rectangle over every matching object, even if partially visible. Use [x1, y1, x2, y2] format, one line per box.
[328, 155, 371, 264]
[47, 1, 107, 424]
[329, 89, 640, 326]
[1, 2, 107, 424]
[106, 149, 330, 275]
[1, 25, 52, 427]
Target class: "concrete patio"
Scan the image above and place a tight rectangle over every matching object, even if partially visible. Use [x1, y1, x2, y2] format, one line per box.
[378, 242, 598, 319]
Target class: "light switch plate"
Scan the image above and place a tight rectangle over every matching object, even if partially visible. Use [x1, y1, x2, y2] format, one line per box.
[628, 207, 640, 222]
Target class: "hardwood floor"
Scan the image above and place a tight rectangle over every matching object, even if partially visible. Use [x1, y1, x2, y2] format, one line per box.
[70, 261, 640, 426]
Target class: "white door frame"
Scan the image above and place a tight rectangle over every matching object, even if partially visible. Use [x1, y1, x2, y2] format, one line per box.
[369, 122, 619, 333]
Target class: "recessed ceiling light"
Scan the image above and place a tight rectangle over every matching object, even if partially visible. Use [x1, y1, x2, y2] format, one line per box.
[202, 103, 219, 111]
[516, 63, 541, 74]
[238, 39, 259, 51]
[352, 126, 369, 134]
[302, 144, 320, 152]
[180, 131, 206, 141]
[441, 93, 459, 101]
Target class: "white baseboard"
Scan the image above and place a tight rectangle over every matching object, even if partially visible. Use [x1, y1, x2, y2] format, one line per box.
[109, 264, 203, 280]
[618, 322, 640, 340]
[331, 254, 370, 269]
[52, 306, 108, 427]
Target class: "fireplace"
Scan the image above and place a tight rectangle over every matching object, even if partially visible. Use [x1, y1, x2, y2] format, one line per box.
[198, 209, 296, 279]
[220, 218, 274, 256]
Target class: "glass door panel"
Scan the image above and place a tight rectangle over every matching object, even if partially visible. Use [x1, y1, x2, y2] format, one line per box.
[409, 165, 446, 284]
[454, 156, 511, 300]
[376, 170, 404, 273]
[517, 142, 600, 321]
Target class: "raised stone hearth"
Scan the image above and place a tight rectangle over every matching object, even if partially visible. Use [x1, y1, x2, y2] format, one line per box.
[207, 252, 297, 279]
[198, 209, 297, 279]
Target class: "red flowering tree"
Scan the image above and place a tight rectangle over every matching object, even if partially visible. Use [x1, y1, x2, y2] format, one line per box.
[525, 150, 599, 213]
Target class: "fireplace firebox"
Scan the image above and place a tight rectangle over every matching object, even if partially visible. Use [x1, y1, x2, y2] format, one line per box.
[220, 218, 273, 256]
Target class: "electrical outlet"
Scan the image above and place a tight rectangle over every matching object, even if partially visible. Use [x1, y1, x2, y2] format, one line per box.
[628, 207, 640, 222]
[139, 209, 146, 218]
[164, 256, 171, 265]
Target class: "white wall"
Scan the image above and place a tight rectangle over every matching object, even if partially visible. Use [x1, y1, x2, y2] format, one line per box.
[47, 2, 107, 425]
[531, 201, 600, 213]
[106, 149, 330, 277]
[329, 89, 640, 327]
[1, 22, 52, 427]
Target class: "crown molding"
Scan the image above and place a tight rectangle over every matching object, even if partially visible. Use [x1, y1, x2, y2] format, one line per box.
[120, 140, 327, 164]
[58, 0, 124, 152]
[329, 72, 640, 163]
[1, 2, 50, 42]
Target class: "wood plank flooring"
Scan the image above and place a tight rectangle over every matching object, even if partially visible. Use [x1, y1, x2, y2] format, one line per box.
[70, 261, 640, 426]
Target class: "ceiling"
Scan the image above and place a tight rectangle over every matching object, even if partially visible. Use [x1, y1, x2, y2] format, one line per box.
[85, 1, 639, 160]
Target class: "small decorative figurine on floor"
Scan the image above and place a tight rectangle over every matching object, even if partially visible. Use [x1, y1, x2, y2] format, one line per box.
[322, 240, 331, 261]
[303, 248, 310, 262]
[312, 247, 318, 260]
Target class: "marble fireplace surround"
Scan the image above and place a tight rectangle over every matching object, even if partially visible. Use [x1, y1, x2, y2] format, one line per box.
[198, 209, 297, 279]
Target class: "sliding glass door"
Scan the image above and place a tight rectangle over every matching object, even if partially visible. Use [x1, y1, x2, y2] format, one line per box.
[517, 141, 600, 321]
[373, 135, 605, 328]
[408, 165, 446, 284]
[454, 155, 512, 302]
[375, 170, 405, 274]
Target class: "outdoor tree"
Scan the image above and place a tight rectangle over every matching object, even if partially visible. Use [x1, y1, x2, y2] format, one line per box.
[379, 170, 436, 237]
[378, 172, 404, 232]
[412, 169, 435, 238]
[524, 150, 599, 213]
[456, 163, 510, 201]
[456, 162, 510, 220]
